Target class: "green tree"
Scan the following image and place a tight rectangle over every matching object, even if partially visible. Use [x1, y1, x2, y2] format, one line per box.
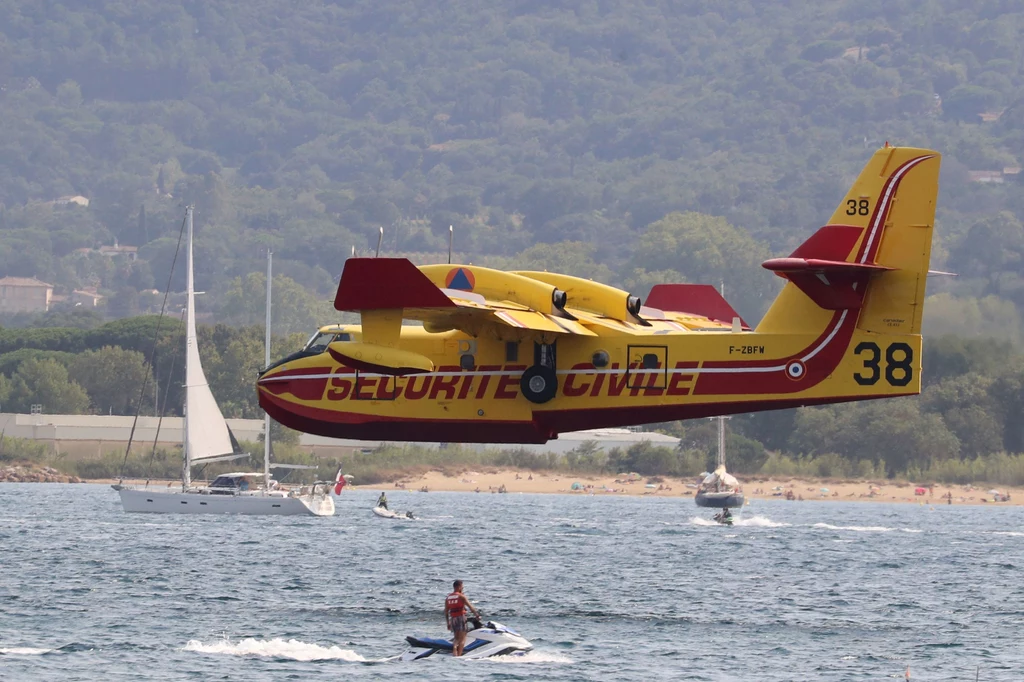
[218, 272, 334, 336]
[69, 346, 152, 415]
[8, 358, 90, 414]
[920, 374, 1002, 458]
[206, 331, 264, 418]
[623, 212, 776, 323]
[488, 241, 616, 284]
[0, 373, 11, 410]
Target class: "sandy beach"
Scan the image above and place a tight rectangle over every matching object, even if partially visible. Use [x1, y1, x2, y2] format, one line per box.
[46, 468, 1023, 506]
[353, 469, 1024, 506]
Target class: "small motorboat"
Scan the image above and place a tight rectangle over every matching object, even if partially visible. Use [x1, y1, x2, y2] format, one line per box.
[400, 619, 532, 660]
[712, 509, 734, 526]
[372, 506, 415, 520]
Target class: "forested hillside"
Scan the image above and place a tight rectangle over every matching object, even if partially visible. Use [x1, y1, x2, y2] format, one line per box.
[1, 0, 1023, 329]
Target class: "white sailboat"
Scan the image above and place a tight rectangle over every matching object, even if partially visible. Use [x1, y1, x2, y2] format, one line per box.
[115, 206, 334, 516]
[694, 415, 745, 509]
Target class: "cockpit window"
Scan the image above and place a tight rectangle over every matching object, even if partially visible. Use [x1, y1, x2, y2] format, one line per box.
[303, 332, 352, 353]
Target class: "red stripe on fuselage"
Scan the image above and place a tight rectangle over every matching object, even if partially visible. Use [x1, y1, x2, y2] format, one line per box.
[259, 390, 551, 443]
[693, 309, 857, 395]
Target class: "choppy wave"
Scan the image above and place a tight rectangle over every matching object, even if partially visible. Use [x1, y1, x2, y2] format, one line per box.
[0, 646, 52, 655]
[182, 637, 368, 662]
[814, 523, 895, 533]
[993, 531, 1024, 537]
[735, 515, 790, 528]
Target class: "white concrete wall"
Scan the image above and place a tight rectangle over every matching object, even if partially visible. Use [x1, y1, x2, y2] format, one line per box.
[0, 413, 679, 457]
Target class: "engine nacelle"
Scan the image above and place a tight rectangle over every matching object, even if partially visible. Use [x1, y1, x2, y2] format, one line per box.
[514, 271, 645, 323]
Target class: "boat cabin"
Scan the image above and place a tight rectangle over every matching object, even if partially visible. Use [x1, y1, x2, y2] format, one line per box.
[208, 472, 271, 494]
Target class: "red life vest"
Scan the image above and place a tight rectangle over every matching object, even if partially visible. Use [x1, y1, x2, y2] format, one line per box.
[445, 592, 465, 617]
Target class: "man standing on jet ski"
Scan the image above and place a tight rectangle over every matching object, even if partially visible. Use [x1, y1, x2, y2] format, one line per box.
[376, 492, 388, 510]
[445, 579, 481, 657]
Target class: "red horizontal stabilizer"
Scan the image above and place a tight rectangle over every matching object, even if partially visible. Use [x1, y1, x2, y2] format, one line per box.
[761, 222, 898, 311]
[762, 258, 893, 274]
[334, 258, 456, 311]
[646, 284, 749, 328]
[761, 258, 892, 311]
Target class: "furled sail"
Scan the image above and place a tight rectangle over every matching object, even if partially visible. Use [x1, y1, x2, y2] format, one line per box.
[184, 208, 241, 464]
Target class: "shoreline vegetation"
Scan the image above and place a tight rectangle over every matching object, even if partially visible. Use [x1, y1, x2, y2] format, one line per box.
[3, 435, 1024, 505]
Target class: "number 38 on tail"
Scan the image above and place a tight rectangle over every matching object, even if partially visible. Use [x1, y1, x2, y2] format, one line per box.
[257, 146, 941, 444]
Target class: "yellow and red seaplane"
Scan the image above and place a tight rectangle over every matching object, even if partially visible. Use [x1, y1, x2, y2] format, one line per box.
[258, 146, 940, 443]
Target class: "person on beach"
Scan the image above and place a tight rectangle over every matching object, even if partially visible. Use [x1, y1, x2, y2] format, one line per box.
[445, 579, 480, 656]
[377, 492, 388, 510]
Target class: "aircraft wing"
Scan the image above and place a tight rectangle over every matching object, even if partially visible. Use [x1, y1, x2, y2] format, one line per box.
[335, 258, 596, 337]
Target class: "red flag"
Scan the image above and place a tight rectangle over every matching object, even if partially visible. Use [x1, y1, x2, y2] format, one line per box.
[334, 467, 346, 495]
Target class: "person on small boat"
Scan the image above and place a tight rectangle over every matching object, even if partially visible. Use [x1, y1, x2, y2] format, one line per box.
[405, 511, 415, 519]
[377, 492, 388, 510]
[714, 509, 733, 524]
[445, 579, 481, 657]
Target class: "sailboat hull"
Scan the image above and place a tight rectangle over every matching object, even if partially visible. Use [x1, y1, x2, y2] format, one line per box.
[117, 487, 335, 516]
[694, 491, 745, 508]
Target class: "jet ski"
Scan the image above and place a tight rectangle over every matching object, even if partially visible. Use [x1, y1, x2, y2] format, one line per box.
[713, 510, 734, 526]
[400, 619, 533, 660]
[373, 506, 415, 520]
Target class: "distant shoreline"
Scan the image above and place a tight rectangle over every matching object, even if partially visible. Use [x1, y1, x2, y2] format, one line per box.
[7, 469, 1021, 506]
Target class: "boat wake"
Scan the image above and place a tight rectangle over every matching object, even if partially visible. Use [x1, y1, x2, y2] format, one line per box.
[688, 515, 788, 527]
[734, 515, 789, 528]
[0, 647, 52, 655]
[183, 637, 370, 662]
[812, 523, 920, 533]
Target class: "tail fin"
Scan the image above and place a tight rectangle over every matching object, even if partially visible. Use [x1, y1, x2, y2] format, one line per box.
[757, 146, 941, 335]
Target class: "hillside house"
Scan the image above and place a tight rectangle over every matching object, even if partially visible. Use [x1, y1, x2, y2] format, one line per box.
[97, 240, 138, 261]
[52, 195, 90, 207]
[70, 288, 104, 307]
[0, 277, 53, 313]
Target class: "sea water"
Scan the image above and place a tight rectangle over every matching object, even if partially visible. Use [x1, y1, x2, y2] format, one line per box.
[0, 483, 1021, 681]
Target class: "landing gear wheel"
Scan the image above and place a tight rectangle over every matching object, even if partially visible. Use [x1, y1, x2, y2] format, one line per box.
[520, 365, 558, 404]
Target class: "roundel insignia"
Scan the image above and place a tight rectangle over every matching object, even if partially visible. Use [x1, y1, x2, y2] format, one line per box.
[785, 360, 807, 381]
[445, 267, 476, 291]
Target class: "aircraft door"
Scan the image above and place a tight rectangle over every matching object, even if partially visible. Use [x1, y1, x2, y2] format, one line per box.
[626, 345, 667, 390]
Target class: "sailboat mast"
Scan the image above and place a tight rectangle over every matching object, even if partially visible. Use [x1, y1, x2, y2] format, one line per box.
[183, 205, 194, 490]
[717, 279, 727, 471]
[264, 250, 272, 490]
[717, 416, 725, 469]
